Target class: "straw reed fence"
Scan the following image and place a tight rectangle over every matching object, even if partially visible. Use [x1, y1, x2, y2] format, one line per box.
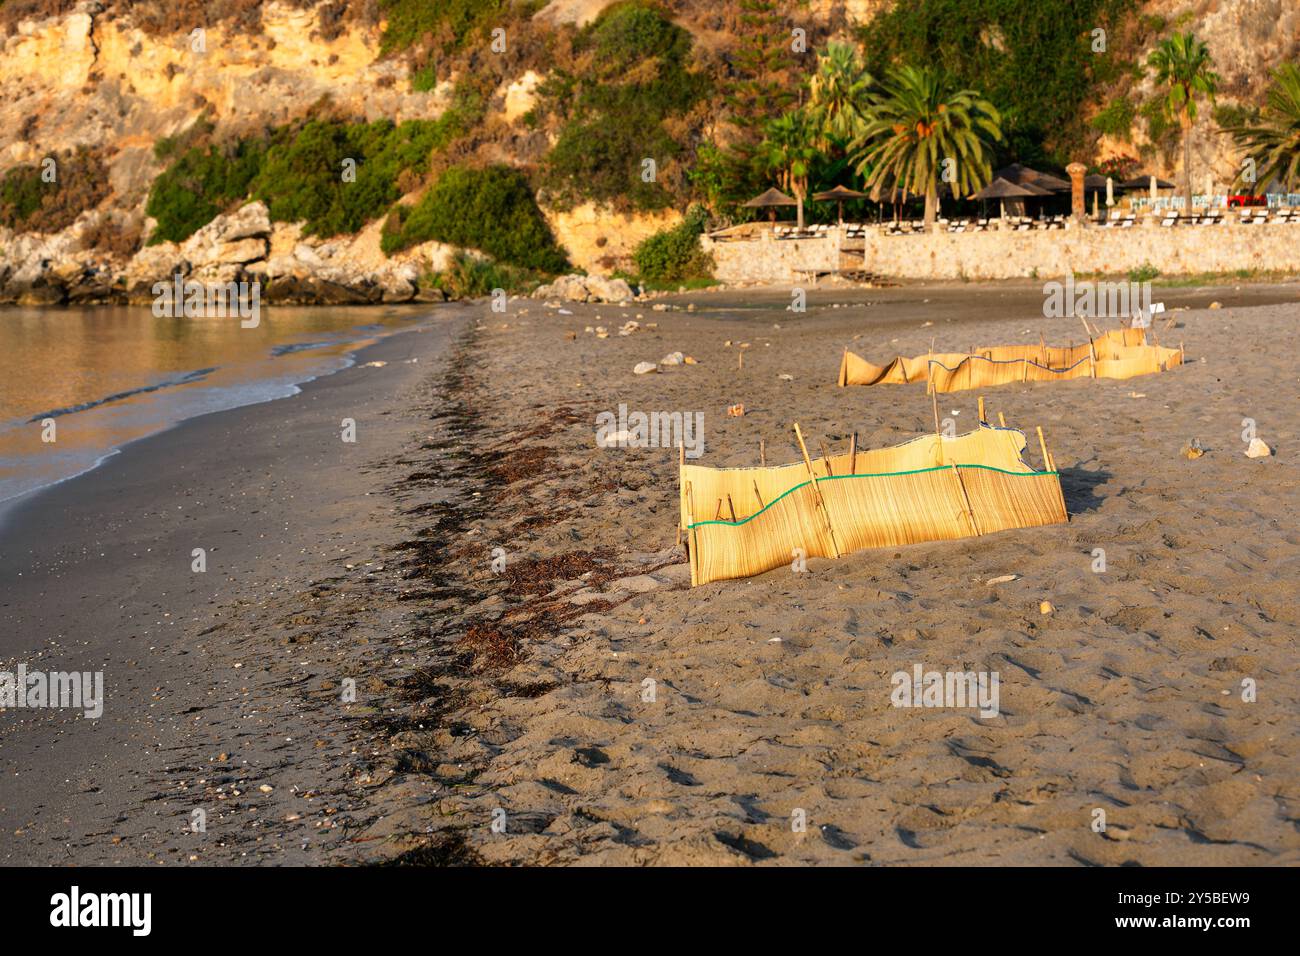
[838, 327, 1184, 392]
[680, 419, 1067, 586]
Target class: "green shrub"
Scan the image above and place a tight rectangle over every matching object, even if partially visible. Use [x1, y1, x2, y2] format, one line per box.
[575, 0, 692, 78]
[146, 139, 266, 244]
[252, 118, 445, 237]
[1, 147, 111, 233]
[381, 164, 568, 273]
[632, 205, 714, 282]
[1090, 97, 1136, 140]
[541, 1, 708, 211]
[0, 165, 45, 227]
[427, 249, 537, 298]
[145, 102, 485, 244]
[1128, 261, 1160, 282]
[378, 0, 502, 55]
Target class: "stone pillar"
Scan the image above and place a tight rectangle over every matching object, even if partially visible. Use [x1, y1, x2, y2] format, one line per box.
[1067, 162, 1087, 224]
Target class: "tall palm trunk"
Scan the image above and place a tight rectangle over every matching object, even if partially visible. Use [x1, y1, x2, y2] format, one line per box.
[796, 195, 805, 230]
[1181, 108, 1194, 209]
[923, 185, 938, 232]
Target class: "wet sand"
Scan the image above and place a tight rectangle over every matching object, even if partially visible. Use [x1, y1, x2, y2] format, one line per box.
[2, 280, 1297, 866]
[0, 307, 470, 864]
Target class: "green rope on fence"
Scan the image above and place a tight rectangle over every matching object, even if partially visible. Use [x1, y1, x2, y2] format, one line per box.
[685, 464, 1059, 529]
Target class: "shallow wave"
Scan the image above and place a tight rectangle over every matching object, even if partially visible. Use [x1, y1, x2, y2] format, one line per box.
[26, 367, 220, 422]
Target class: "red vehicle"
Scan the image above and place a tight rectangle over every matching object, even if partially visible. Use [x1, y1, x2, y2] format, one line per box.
[1226, 194, 1268, 208]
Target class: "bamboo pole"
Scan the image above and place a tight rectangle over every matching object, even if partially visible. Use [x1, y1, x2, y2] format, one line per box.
[1036, 426, 1052, 473]
[752, 480, 764, 509]
[838, 347, 848, 387]
[726, 493, 738, 523]
[676, 442, 685, 547]
[978, 396, 985, 423]
[759, 439, 766, 467]
[1088, 337, 1097, 378]
[849, 431, 858, 474]
[686, 481, 698, 587]
[738, 350, 744, 370]
[793, 422, 840, 558]
[951, 463, 981, 536]
[818, 441, 834, 476]
[997, 411, 1006, 428]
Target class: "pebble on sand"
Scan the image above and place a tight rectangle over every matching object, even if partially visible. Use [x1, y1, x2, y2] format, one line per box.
[1245, 438, 1273, 458]
[985, 574, 1019, 586]
[1039, 601, 1055, 615]
[633, 362, 657, 375]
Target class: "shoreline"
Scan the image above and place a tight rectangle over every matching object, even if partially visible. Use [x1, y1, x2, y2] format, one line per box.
[0, 304, 473, 864]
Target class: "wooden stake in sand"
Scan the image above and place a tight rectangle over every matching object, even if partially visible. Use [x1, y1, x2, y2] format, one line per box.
[849, 431, 858, 474]
[978, 396, 985, 423]
[1088, 337, 1098, 378]
[726, 493, 738, 523]
[685, 481, 698, 587]
[752, 480, 764, 509]
[676, 442, 686, 547]
[929, 366, 943, 465]
[738, 350, 744, 371]
[819, 440, 834, 476]
[1036, 425, 1053, 472]
[759, 439, 766, 467]
[793, 423, 840, 558]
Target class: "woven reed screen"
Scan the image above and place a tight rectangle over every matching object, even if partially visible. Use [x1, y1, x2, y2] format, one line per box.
[681, 424, 1067, 586]
[838, 328, 1183, 392]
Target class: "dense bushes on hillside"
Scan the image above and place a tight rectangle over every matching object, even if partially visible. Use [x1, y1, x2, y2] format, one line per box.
[380, 164, 568, 273]
[539, 1, 709, 211]
[0, 146, 110, 233]
[425, 249, 539, 298]
[143, 94, 491, 244]
[632, 205, 713, 282]
[251, 118, 446, 236]
[859, 0, 1143, 165]
[145, 138, 266, 244]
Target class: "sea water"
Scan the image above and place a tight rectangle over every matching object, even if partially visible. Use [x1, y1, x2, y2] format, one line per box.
[0, 303, 438, 511]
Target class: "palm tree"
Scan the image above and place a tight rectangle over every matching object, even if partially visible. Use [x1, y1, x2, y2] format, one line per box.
[1147, 32, 1219, 209]
[807, 42, 873, 150]
[1226, 62, 1300, 192]
[849, 65, 1002, 232]
[761, 110, 818, 229]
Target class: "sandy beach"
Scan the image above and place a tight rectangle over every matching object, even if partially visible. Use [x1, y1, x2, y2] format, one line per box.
[2, 281, 1296, 866]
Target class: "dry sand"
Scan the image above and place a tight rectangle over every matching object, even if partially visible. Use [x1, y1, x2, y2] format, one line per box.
[352, 281, 1298, 865]
[2, 281, 1296, 866]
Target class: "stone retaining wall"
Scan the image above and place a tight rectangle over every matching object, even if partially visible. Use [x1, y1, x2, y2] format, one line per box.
[703, 220, 1300, 283]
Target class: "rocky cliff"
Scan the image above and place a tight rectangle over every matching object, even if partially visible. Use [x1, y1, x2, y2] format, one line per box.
[0, 0, 1295, 305]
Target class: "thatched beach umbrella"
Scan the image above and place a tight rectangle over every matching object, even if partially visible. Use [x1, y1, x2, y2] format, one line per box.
[973, 176, 1043, 219]
[994, 163, 1072, 193]
[1118, 174, 1175, 191]
[812, 184, 867, 225]
[743, 187, 798, 224]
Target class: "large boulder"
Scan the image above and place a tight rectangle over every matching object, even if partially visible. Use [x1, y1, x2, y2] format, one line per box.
[532, 273, 636, 303]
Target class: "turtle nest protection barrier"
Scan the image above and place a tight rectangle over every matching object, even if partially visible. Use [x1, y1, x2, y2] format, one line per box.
[679, 418, 1068, 586]
[838, 327, 1184, 393]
